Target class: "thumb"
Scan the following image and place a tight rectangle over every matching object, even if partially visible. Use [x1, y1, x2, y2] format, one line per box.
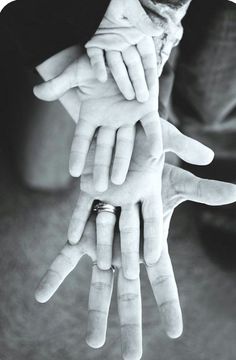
[161, 119, 214, 166]
[125, 0, 162, 36]
[183, 171, 236, 206]
[33, 60, 80, 101]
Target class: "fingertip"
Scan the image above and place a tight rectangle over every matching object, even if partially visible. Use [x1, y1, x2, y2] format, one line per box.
[34, 289, 49, 304]
[97, 72, 108, 83]
[111, 172, 126, 186]
[94, 178, 108, 193]
[124, 91, 136, 101]
[122, 264, 140, 281]
[204, 148, 215, 165]
[69, 156, 83, 177]
[144, 249, 161, 267]
[136, 91, 149, 103]
[86, 333, 105, 349]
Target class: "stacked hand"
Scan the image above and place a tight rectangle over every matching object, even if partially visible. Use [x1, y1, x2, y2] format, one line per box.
[68, 122, 213, 279]
[33, 25, 236, 360]
[85, 0, 160, 101]
[35, 157, 236, 360]
[34, 54, 162, 192]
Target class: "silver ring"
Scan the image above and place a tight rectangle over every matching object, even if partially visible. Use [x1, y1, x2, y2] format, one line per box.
[93, 201, 119, 216]
[92, 261, 116, 273]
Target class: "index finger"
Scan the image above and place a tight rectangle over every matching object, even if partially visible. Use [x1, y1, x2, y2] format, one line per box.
[35, 242, 84, 303]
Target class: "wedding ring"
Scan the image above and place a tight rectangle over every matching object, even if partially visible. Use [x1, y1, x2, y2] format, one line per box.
[92, 201, 119, 216]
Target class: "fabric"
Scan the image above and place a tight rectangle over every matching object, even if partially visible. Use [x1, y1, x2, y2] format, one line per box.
[141, 0, 191, 76]
[0, 0, 110, 67]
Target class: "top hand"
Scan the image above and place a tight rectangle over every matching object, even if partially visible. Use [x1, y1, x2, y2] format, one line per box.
[34, 54, 162, 191]
[85, 0, 159, 102]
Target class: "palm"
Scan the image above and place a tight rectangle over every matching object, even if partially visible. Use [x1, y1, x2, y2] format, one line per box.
[35, 163, 236, 359]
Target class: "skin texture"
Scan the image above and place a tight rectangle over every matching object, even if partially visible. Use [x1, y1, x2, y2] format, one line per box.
[34, 54, 163, 192]
[35, 162, 236, 360]
[35, 47, 214, 278]
[68, 123, 214, 279]
[85, 0, 160, 101]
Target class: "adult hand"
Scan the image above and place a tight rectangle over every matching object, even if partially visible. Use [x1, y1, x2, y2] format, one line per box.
[35, 162, 236, 360]
[34, 54, 162, 192]
[67, 121, 214, 279]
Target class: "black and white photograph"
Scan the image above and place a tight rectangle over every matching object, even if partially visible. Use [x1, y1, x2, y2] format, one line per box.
[0, 0, 236, 359]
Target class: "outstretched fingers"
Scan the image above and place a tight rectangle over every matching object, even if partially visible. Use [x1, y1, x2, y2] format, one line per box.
[69, 119, 96, 177]
[141, 112, 163, 159]
[33, 60, 80, 101]
[68, 191, 94, 245]
[93, 126, 116, 192]
[117, 268, 142, 360]
[35, 242, 84, 303]
[122, 46, 149, 103]
[181, 170, 236, 206]
[106, 51, 135, 100]
[96, 211, 116, 270]
[142, 193, 163, 266]
[111, 126, 135, 185]
[119, 204, 140, 280]
[86, 47, 108, 83]
[86, 264, 114, 348]
[137, 36, 158, 90]
[146, 247, 183, 339]
[161, 119, 214, 166]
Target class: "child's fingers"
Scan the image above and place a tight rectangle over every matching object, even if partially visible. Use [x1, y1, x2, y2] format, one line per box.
[122, 46, 149, 103]
[137, 37, 158, 90]
[87, 47, 107, 82]
[106, 51, 135, 100]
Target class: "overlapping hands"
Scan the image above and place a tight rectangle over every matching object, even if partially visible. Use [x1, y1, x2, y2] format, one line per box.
[34, 54, 162, 191]
[35, 141, 236, 359]
[33, 2, 236, 359]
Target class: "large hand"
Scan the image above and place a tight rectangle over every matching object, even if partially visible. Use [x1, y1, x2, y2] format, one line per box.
[67, 121, 214, 279]
[35, 163, 236, 360]
[34, 54, 162, 191]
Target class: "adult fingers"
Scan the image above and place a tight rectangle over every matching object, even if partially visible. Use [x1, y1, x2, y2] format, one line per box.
[106, 51, 135, 100]
[68, 191, 94, 245]
[96, 211, 116, 270]
[137, 37, 158, 90]
[86, 47, 107, 82]
[146, 247, 183, 339]
[35, 242, 84, 303]
[111, 126, 135, 185]
[122, 46, 149, 103]
[119, 204, 140, 280]
[161, 119, 214, 165]
[93, 126, 116, 192]
[69, 119, 96, 177]
[33, 60, 79, 101]
[126, 0, 162, 37]
[180, 170, 236, 206]
[117, 268, 142, 360]
[142, 193, 163, 266]
[141, 112, 163, 158]
[86, 264, 114, 348]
